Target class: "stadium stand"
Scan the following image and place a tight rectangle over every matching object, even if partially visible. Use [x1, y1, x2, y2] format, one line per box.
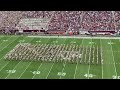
[0, 11, 120, 34]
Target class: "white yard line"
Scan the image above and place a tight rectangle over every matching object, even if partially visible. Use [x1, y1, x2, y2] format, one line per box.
[5, 60, 22, 79]
[32, 63, 43, 79]
[46, 38, 67, 79]
[100, 39, 103, 79]
[0, 36, 13, 52]
[88, 39, 92, 79]
[18, 37, 50, 79]
[32, 38, 59, 79]
[59, 37, 76, 79]
[97, 46, 99, 64]
[5, 37, 29, 79]
[79, 45, 85, 64]
[59, 44, 69, 79]
[0, 36, 20, 72]
[18, 61, 33, 79]
[0, 36, 16, 61]
[73, 39, 83, 79]
[84, 46, 88, 64]
[44, 45, 61, 78]
[59, 66, 65, 79]
[109, 39, 117, 77]
[0, 62, 10, 72]
[31, 39, 45, 79]
[92, 46, 95, 64]
[18, 38, 39, 79]
[45, 62, 54, 79]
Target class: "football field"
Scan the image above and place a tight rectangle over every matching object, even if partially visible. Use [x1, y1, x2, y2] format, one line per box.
[0, 35, 120, 79]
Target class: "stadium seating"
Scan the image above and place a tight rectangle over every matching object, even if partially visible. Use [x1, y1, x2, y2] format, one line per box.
[0, 11, 120, 33]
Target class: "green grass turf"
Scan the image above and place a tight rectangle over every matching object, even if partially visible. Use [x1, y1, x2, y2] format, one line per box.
[0, 35, 120, 79]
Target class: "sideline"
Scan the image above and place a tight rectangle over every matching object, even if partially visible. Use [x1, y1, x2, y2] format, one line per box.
[27, 35, 120, 39]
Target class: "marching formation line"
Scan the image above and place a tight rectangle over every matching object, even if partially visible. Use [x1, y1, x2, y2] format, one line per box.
[5, 37, 30, 79]
[18, 37, 50, 79]
[100, 39, 103, 79]
[18, 38, 38, 79]
[45, 38, 61, 79]
[59, 37, 76, 79]
[31, 38, 44, 79]
[92, 46, 95, 64]
[32, 38, 58, 79]
[73, 39, 83, 79]
[84, 46, 88, 64]
[88, 39, 92, 79]
[46, 38, 67, 79]
[97, 46, 99, 65]
[59, 43, 70, 79]
[109, 39, 117, 77]
[79, 45, 84, 65]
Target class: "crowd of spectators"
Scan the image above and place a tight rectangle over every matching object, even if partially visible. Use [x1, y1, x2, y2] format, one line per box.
[114, 11, 120, 30]
[48, 11, 82, 31]
[0, 11, 23, 33]
[0, 11, 120, 33]
[81, 11, 116, 31]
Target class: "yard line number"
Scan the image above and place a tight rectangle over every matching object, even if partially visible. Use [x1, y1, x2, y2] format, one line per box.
[112, 75, 120, 79]
[57, 72, 66, 76]
[84, 74, 96, 78]
[30, 71, 41, 75]
[6, 70, 16, 74]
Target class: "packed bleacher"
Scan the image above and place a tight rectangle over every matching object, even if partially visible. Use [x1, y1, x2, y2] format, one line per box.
[0, 11, 120, 34]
